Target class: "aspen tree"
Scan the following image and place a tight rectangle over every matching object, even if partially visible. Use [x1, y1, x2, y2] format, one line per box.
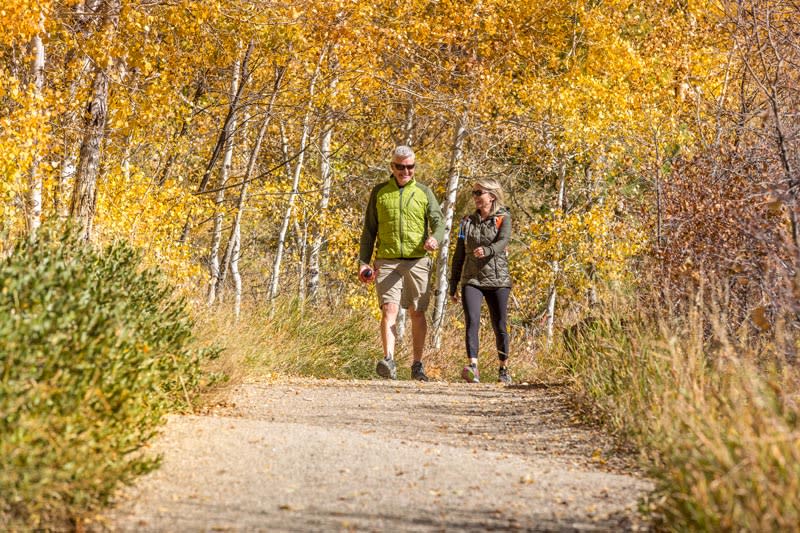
[25, 14, 45, 236]
[70, 0, 121, 240]
[307, 49, 339, 301]
[269, 49, 324, 302]
[432, 111, 467, 348]
[207, 56, 242, 306]
[218, 65, 285, 311]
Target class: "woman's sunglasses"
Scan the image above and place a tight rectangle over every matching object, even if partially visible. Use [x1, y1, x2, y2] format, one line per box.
[471, 190, 488, 197]
[392, 163, 416, 170]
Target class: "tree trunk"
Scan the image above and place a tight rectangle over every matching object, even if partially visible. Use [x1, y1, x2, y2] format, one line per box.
[294, 219, 307, 302]
[25, 17, 45, 237]
[197, 41, 253, 194]
[217, 65, 285, 303]
[55, 50, 90, 220]
[180, 41, 253, 244]
[432, 112, 467, 349]
[307, 49, 339, 301]
[231, 220, 242, 318]
[584, 164, 599, 308]
[306, 121, 333, 301]
[69, 66, 109, 240]
[269, 51, 324, 302]
[545, 162, 567, 347]
[69, 0, 120, 240]
[207, 58, 241, 306]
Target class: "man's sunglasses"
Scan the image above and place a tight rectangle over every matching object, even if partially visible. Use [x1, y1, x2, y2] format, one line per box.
[392, 163, 416, 171]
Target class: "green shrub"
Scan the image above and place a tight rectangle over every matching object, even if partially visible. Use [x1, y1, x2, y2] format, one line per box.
[0, 227, 212, 529]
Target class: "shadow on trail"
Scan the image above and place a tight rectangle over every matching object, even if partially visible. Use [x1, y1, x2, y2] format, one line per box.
[144, 499, 623, 532]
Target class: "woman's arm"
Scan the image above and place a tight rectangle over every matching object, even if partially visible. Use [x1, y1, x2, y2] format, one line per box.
[484, 213, 512, 257]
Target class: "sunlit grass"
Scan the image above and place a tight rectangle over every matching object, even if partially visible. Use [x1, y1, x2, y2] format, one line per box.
[553, 288, 800, 530]
[194, 296, 549, 390]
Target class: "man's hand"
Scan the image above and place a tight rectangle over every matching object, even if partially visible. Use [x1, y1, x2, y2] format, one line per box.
[424, 237, 439, 251]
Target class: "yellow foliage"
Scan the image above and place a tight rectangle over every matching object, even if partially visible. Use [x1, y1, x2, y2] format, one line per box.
[514, 200, 645, 314]
[0, 0, 731, 314]
[93, 166, 209, 293]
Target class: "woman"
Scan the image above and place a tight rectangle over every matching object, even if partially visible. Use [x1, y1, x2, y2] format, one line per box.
[449, 178, 512, 384]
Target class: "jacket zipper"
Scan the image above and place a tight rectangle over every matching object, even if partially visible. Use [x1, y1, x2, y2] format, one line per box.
[398, 186, 404, 257]
[399, 186, 418, 258]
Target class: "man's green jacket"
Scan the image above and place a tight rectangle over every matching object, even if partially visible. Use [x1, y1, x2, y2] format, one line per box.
[359, 176, 445, 263]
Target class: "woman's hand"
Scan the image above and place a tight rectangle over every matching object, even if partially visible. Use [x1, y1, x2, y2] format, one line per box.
[473, 246, 486, 258]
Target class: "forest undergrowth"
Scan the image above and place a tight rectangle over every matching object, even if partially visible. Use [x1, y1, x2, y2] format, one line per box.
[556, 284, 800, 531]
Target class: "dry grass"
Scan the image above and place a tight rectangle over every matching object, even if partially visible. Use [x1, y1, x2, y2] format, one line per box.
[192, 297, 551, 399]
[556, 292, 800, 531]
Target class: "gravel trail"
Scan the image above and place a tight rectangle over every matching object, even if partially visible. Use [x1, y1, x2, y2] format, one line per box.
[101, 378, 652, 532]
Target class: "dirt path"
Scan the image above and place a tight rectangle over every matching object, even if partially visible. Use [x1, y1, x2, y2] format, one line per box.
[101, 378, 652, 532]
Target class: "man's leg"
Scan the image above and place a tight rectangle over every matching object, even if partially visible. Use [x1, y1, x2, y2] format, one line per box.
[381, 302, 400, 360]
[408, 307, 427, 363]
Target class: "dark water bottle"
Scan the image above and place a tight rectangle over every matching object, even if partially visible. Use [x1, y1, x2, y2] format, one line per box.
[360, 267, 374, 282]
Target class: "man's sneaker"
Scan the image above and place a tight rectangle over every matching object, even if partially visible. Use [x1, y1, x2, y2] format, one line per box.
[411, 361, 429, 382]
[376, 357, 397, 380]
[498, 366, 512, 385]
[461, 364, 480, 383]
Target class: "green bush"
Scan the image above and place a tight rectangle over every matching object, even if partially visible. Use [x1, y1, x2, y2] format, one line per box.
[0, 227, 211, 529]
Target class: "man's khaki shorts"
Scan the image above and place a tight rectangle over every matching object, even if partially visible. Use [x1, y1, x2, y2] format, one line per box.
[374, 257, 433, 312]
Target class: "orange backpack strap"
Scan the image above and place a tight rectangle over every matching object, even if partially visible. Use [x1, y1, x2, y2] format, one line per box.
[495, 215, 504, 230]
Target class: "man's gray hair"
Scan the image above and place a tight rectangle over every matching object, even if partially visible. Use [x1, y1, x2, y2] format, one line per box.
[392, 145, 415, 160]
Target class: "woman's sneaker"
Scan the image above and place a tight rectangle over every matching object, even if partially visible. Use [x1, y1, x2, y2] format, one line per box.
[376, 357, 397, 380]
[498, 366, 512, 385]
[461, 364, 479, 383]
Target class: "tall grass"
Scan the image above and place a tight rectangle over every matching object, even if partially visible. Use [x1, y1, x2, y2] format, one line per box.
[559, 292, 800, 530]
[194, 298, 382, 388]
[195, 297, 544, 388]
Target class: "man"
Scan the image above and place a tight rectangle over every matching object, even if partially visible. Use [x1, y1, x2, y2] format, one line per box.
[359, 145, 445, 381]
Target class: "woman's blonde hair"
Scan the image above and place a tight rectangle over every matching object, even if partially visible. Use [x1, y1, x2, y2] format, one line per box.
[475, 178, 505, 215]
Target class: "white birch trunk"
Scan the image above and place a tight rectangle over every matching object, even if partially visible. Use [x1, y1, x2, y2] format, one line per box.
[307, 48, 338, 302]
[26, 18, 45, 237]
[545, 163, 567, 347]
[432, 112, 468, 349]
[270, 121, 300, 302]
[294, 219, 307, 302]
[207, 58, 241, 306]
[269, 52, 324, 302]
[306, 122, 333, 301]
[55, 52, 89, 220]
[231, 220, 242, 318]
[217, 66, 285, 303]
[180, 41, 253, 244]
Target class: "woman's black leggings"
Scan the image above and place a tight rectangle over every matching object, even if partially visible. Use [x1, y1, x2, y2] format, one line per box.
[461, 284, 510, 362]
